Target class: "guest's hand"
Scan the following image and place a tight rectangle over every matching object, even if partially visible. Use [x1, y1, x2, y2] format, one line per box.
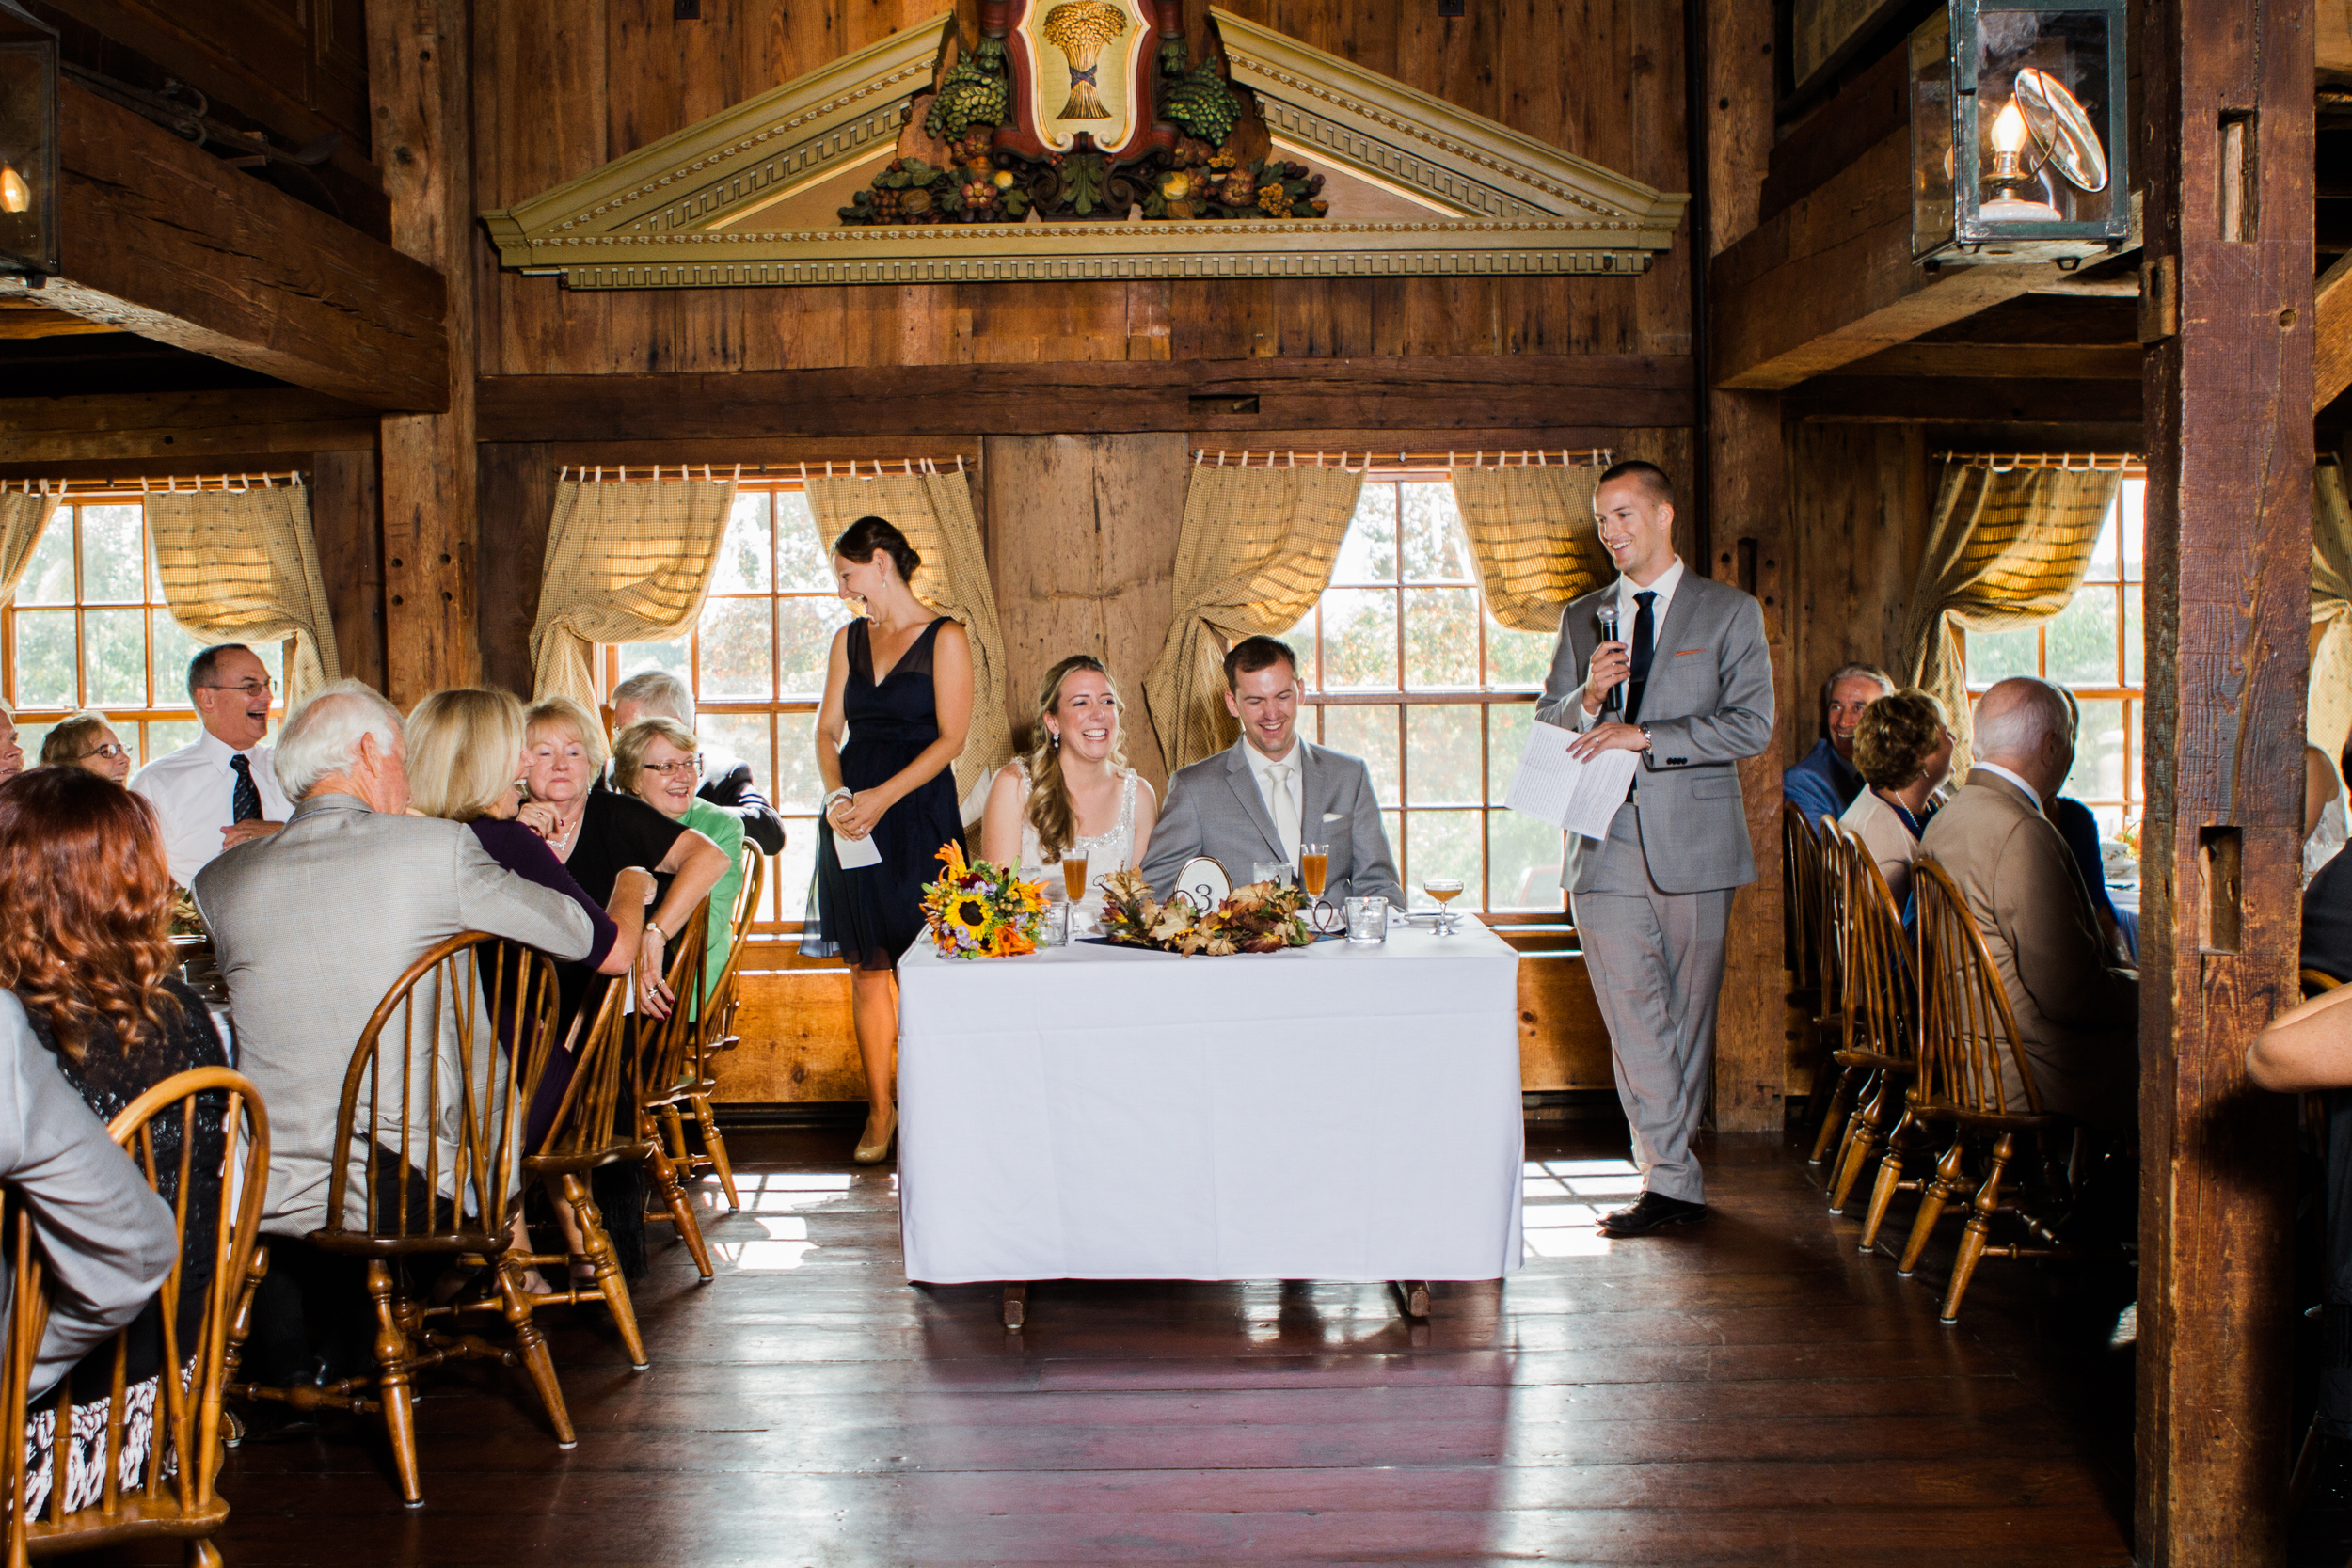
[637, 930, 675, 1020]
[221, 820, 282, 849]
[617, 867, 657, 908]
[830, 791, 887, 840]
[1581, 641, 1630, 715]
[517, 802, 562, 839]
[1568, 721, 1650, 760]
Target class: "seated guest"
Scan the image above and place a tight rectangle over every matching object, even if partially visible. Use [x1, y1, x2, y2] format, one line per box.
[605, 670, 787, 857]
[38, 712, 131, 784]
[1838, 689, 1953, 911]
[2311, 742, 2349, 889]
[2306, 832, 2352, 987]
[1139, 636, 1402, 907]
[2045, 688, 2130, 960]
[615, 715, 744, 1003]
[131, 644, 290, 889]
[0, 701, 23, 784]
[0, 768, 228, 1497]
[1784, 664, 1895, 831]
[980, 655, 1160, 908]
[1919, 676, 2138, 1130]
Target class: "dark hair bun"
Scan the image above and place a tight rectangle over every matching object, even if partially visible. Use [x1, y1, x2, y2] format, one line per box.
[832, 515, 922, 583]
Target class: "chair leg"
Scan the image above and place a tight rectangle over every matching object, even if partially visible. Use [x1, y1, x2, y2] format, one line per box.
[645, 1140, 716, 1280]
[1807, 1065, 1862, 1165]
[497, 1255, 576, 1449]
[1858, 1106, 1915, 1252]
[659, 1102, 693, 1167]
[565, 1173, 649, 1371]
[1940, 1133, 2014, 1324]
[366, 1260, 424, 1508]
[1898, 1135, 1967, 1277]
[1829, 1082, 1890, 1213]
[186, 1541, 225, 1567]
[692, 1092, 741, 1212]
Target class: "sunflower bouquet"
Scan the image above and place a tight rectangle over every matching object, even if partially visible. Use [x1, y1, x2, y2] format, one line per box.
[920, 842, 1049, 958]
[1097, 868, 1313, 957]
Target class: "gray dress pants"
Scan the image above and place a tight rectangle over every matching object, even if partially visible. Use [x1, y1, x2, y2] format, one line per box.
[1569, 800, 1734, 1204]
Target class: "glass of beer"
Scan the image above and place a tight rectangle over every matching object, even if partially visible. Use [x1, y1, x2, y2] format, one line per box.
[1422, 876, 1465, 936]
[1062, 854, 1089, 903]
[1300, 843, 1328, 899]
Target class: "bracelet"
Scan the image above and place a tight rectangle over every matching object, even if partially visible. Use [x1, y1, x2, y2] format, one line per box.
[822, 787, 853, 814]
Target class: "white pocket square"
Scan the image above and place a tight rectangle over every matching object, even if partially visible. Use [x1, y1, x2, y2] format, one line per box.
[1321, 812, 1346, 822]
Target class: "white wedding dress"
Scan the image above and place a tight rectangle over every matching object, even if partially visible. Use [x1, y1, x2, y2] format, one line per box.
[1009, 761, 1142, 907]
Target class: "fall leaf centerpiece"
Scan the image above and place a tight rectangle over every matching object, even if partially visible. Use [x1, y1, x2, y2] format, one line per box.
[920, 842, 1050, 959]
[1097, 868, 1312, 957]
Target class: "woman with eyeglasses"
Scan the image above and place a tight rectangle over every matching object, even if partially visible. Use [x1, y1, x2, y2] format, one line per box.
[39, 713, 132, 784]
[614, 716, 744, 1004]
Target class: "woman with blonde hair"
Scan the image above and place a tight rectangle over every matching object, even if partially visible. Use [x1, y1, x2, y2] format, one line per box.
[613, 714, 744, 1003]
[38, 712, 132, 784]
[1839, 688, 1953, 911]
[980, 655, 1158, 908]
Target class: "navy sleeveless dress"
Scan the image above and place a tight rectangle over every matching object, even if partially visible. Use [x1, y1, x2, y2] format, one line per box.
[802, 616, 965, 967]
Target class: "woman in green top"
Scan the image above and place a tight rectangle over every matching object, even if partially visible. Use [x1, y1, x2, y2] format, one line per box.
[614, 715, 744, 1002]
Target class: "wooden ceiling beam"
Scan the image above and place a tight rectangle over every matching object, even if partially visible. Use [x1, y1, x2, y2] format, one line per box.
[0, 388, 378, 465]
[0, 82, 449, 414]
[1784, 374, 2143, 424]
[1823, 342, 2145, 379]
[1709, 127, 2083, 390]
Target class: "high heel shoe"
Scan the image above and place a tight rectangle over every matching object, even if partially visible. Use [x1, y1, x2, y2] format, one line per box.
[853, 1104, 898, 1164]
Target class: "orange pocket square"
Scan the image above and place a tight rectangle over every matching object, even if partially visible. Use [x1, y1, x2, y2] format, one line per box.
[1673, 648, 1705, 657]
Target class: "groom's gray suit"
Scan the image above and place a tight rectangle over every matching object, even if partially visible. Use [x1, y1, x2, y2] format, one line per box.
[1539, 567, 1774, 1204]
[1141, 737, 1404, 908]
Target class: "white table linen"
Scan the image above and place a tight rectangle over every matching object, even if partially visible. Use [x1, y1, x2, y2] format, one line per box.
[898, 918, 1524, 1285]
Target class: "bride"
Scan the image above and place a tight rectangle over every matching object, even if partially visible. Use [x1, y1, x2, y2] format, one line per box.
[980, 654, 1158, 907]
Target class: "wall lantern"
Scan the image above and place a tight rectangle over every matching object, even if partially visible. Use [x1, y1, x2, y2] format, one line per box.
[0, 0, 58, 278]
[1910, 0, 2127, 267]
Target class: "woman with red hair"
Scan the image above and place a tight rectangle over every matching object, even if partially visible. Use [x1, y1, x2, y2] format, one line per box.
[0, 767, 228, 1512]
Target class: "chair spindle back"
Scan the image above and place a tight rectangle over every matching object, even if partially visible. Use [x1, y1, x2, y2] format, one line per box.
[1837, 831, 1919, 1066]
[1781, 801, 1824, 991]
[1913, 856, 2042, 1117]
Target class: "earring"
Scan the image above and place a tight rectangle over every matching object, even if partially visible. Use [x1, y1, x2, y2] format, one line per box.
[1050, 730, 1060, 750]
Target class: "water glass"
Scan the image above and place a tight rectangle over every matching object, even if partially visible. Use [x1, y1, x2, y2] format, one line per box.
[1344, 895, 1389, 944]
[1250, 861, 1294, 889]
[1041, 902, 1070, 947]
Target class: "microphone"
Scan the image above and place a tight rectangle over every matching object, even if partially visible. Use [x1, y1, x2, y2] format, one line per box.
[1596, 602, 1625, 716]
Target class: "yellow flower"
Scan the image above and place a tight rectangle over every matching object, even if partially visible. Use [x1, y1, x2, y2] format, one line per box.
[948, 895, 992, 935]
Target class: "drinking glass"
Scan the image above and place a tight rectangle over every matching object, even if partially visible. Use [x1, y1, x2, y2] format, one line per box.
[1422, 876, 1465, 936]
[1300, 843, 1329, 898]
[1062, 855, 1089, 903]
[1250, 861, 1293, 889]
[1042, 901, 1071, 946]
[1344, 895, 1388, 943]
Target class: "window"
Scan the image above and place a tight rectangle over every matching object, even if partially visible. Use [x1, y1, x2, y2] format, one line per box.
[1960, 476, 2145, 834]
[597, 486, 852, 936]
[1, 498, 285, 767]
[1276, 474, 1572, 919]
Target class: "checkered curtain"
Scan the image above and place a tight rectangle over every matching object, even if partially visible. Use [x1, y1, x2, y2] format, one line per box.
[1447, 463, 1611, 634]
[0, 486, 60, 616]
[530, 471, 738, 712]
[146, 480, 342, 706]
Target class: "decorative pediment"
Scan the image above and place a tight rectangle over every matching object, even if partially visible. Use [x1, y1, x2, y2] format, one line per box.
[479, 9, 1688, 291]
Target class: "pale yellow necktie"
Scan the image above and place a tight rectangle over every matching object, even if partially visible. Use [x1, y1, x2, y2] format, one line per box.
[1266, 762, 1300, 864]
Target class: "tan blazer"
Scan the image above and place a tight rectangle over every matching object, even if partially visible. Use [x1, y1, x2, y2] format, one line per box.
[1839, 787, 1923, 912]
[1917, 769, 2137, 1125]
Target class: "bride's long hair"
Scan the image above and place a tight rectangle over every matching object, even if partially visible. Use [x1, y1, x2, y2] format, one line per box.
[1026, 654, 1128, 864]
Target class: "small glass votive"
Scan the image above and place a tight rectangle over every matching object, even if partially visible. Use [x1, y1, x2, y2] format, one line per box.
[1041, 902, 1071, 947]
[1250, 861, 1294, 889]
[1344, 895, 1388, 944]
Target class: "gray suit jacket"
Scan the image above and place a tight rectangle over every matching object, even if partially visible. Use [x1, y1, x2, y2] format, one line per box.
[1536, 571, 1775, 895]
[0, 994, 178, 1395]
[1140, 738, 1404, 908]
[194, 794, 595, 1239]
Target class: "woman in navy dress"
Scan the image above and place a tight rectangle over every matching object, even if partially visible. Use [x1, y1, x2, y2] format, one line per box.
[803, 516, 972, 1164]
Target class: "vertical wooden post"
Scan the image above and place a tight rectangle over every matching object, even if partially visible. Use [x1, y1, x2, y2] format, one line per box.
[371, 0, 480, 705]
[1702, 0, 1792, 1132]
[2137, 0, 2314, 1559]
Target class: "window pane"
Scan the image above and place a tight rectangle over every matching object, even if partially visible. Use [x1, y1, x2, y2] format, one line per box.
[18, 517, 72, 607]
[15, 721, 53, 764]
[778, 597, 855, 699]
[775, 493, 835, 594]
[1486, 613, 1554, 689]
[1405, 809, 1482, 911]
[1403, 588, 1480, 689]
[2064, 697, 2126, 803]
[143, 720, 200, 763]
[1487, 701, 1535, 803]
[2086, 497, 2122, 583]
[1406, 705, 1481, 805]
[1490, 811, 1565, 911]
[150, 611, 201, 707]
[2122, 584, 2142, 686]
[1320, 589, 1397, 689]
[2127, 701, 2143, 805]
[616, 635, 691, 688]
[12, 610, 75, 707]
[83, 608, 145, 707]
[1321, 704, 1399, 806]
[2046, 585, 2119, 687]
[2120, 479, 2143, 580]
[1334, 483, 1397, 584]
[699, 712, 771, 800]
[776, 816, 818, 922]
[773, 711, 829, 813]
[77, 506, 144, 604]
[1273, 610, 1319, 691]
[697, 598, 774, 700]
[712, 494, 773, 594]
[1382, 808, 1400, 879]
[1399, 483, 1470, 581]
[1964, 625, 2039, 686]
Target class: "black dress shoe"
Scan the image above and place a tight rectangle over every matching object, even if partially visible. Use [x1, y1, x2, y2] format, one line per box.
[1597, 1193, 1707, 1236]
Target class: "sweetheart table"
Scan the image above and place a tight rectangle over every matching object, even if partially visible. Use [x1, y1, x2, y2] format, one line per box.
[895, 916, 1524, 1317]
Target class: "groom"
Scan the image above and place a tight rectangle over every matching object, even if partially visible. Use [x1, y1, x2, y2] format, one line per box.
[1141, 636, 1404, 909]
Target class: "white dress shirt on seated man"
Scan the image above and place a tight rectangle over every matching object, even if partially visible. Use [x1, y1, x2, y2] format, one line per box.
[130, 644, 290, 889]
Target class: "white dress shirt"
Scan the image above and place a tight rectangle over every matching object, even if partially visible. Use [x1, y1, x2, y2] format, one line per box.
[1243, 738, 1305, 865]
[1971, 759, 2044, 807]
[1576, 556, 1687, 730]
[131, 729, 292, 889]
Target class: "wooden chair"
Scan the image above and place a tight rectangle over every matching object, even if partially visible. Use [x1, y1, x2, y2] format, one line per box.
[1780, 800, 1824, 1011]
[2, 1068, 268, 1568]
[633, 910, 717, 1281]
[1889, 857, 2070, 1323]
[671, 849, 766, 1214]
[1803, 813, 1856, 1164]
[230, 934, 571, 1506]
[1824, 834, 1921, 1215]
[2304, 967, 2344, 997]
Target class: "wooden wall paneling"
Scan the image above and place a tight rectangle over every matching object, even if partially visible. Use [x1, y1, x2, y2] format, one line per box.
[2134, 0, 2312, 1555]
[308, 448, 387, 692]
[1786, 423, 1926, 720]
[1515, 952, 1615, 1091]
[707, 967, 866, 1103]
[476, 443, 556, 698]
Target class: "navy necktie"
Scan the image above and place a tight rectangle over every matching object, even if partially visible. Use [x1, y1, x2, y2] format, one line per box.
[1625, 590, 1659, 722]
[230, 754, 262, 825]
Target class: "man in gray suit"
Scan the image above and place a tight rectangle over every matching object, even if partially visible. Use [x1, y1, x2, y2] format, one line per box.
[1141, 636, 1404, 908]
[1540, 461, 1775, 1236]
[195, 680, 596, 1244]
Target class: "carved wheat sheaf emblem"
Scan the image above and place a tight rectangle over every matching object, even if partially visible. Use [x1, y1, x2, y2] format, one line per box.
[1041, 1, 1128, 119]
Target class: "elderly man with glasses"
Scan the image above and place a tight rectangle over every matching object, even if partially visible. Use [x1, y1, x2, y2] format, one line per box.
[130, 643, 292, 888]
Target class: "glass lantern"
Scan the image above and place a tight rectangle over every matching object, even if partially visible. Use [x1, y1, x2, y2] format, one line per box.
[0, 0, 58, 278]
[1912, 0, 2128, 267]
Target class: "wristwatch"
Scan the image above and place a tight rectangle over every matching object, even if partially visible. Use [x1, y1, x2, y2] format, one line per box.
[1637, 722, 1654, 751]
